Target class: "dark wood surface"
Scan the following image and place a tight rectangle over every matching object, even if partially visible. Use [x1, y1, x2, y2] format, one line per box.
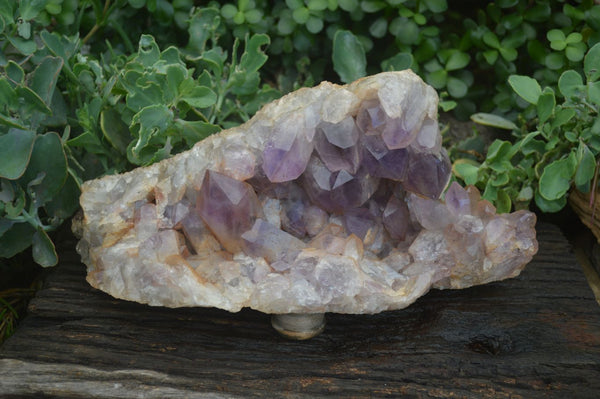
[1, 223, 600, 398]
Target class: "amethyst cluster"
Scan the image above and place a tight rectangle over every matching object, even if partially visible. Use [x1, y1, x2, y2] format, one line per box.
[76, 71, 538, 314]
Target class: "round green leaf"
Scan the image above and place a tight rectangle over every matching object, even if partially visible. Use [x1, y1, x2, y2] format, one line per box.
[538, 157, 576, 200]
[306, 16, 324, 33]
[32, 228, 58, 267]
[545, 53, 565, 70]
[508, 75, 542, 104]
[588, 81, 600, 106]
[558, 70, 584, 98]
[332, 30, 366, 83]
[565, 45, 585, 62]
[221, 4, 238, 19]
[381, 53, 413, 72]
[0, 222, 35, 258]
[452, 161, 479, 186]
[547, 29, 565, 43]
[20, 132, 68, 205]
[292, 7, 310, 24]
[534, 188, 566, 213]
[369, 17, 388, 39]
[307, 0, 328, 11]
[0, 129, 36, 179]
[575, 143, 596, 189]
[585, 43, 600, 82]
[338, 0, 358, 12]
[423, 0, 447, 13]
[565, 32, 583, 44]
[447, 76, 468, 98]
[426, 69, 447, 89]
[245, 9, 263, 24]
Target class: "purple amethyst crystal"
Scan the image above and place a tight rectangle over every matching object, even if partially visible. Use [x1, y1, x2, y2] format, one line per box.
[302, 155, 380, 214]
[361, 135, 409, 181]
[314, 118, 362, 174]
[262, 113, 314, 183]
[403, 149, 451, 199]
[382, 194, 410, 241]
[196, 170, 263, 253]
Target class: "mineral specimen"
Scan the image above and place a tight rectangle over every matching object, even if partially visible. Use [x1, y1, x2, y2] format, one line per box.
[75, 71, 538, 316]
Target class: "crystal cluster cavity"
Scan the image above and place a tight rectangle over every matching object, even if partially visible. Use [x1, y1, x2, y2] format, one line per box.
[75, 71, 538, 314]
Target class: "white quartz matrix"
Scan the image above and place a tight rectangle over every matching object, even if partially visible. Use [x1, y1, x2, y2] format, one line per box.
[76, 71, 538, 314]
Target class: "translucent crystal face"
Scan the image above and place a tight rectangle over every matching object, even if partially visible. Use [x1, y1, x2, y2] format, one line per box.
[77, 71, 538, 315]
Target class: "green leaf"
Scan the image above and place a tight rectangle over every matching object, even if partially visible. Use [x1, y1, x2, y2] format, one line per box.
[29, 56, 63, 106]
[498, 47, 518, 62]
[100, 108, 130, 155]
[547, 29, 565, 44]
[470, 113, 517, 130]
[19, 0, 47, 20]
[180, 86, 217, 108]
[483, 31, 500, 49]
[6, 61, 25, 85]
[536, 88, 555, 124]
[588, 81, 600, 106]
[585, 43, 600, 82]
[32, 228, 58, 267]
[483, 50, 498, 65]
[423, 0, 447, 13]
[20, 132, 68, 205]
[136, 35, 160, 67]
[566, 43, 586, 62]
[44, 173, 80, 219]
[239, 34, 270, 73]
[496, 189, 511, 213]
[519, 132, 545, 156]
[0, 222, 35, 258]
[381, 53, 413, 71]
[538, 154, 576, 200]
[447, 76, 468, 98]
[545, 53, 565, 70]
[332, 30, 366, 84]
[292, 7, 310, 24]
[575, 143, 596, 189]
[558, 70, 584, 98]
[40, 31, 78, 68]
[130, 104, 174, 163]
[552, 108, 576, 130]
[16, 85, 52, 117]
[0, 129, 36, 179]
[188, 7, 221, 53]
[535, 188, 566, 213]
[508, 75, 542, 105]
[175, 120, 220, 146]
[452, 160, 479, 186]
[8, 36, 36, 55]
[486, 139, 515, 164]
[426, 69, 447, 89]
[445, 51, 470, 71]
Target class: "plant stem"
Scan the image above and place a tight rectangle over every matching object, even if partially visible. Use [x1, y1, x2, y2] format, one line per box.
[82, 0, 112, 45]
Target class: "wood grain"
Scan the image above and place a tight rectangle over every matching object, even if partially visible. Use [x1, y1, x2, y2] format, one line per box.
[1, 223, 599, 398]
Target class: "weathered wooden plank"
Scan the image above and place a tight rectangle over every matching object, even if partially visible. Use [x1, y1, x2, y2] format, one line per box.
[1, 223, 600, 398]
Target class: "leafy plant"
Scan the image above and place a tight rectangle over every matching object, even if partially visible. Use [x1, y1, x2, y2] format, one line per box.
[453, 43, 600, 213]
[0, 2, 277, 267]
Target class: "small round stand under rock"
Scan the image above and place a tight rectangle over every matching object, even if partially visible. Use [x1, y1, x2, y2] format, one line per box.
[271, 313, 326, 340]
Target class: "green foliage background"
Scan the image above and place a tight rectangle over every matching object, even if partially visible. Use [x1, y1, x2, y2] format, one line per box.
[0, 0, 599, 268]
